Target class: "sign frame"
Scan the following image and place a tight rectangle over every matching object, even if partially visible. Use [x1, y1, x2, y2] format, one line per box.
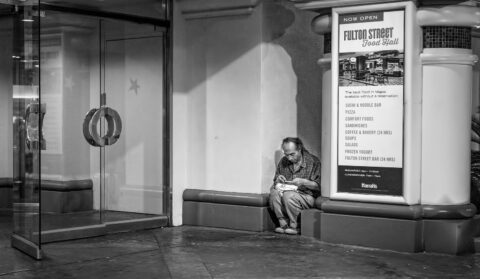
[330, 2, 420, 205]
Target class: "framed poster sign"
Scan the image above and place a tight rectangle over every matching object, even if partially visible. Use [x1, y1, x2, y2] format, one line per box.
[331, 3, 412, 202]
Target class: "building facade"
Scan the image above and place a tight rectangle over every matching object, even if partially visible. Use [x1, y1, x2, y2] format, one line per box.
[0, 0, 479, 259]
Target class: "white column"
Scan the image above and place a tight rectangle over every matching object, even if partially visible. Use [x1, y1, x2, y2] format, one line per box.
[313, 15, 332, 197]
[319, 55, 331, 197]
[418, 5, 480, 205]
[421, 49, 478, 204]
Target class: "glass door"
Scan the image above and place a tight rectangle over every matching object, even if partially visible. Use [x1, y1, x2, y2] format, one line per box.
[7, 1, 170, 259]
[10, 1, 42, 260]
[100, 19, 166, 220]
[37, 8, 168, 237]
[39, 10, 103, 235]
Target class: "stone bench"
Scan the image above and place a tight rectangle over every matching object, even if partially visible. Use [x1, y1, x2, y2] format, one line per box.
[183, 189, 275, 232]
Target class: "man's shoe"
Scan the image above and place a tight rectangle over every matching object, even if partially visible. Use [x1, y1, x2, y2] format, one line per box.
[274, 226, 287, 234]
[284, 227, 298, 235]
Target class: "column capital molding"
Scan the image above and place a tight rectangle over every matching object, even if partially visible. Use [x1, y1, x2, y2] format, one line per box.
[474, 28, 480, 38]
[312, 14, 331, 34]
[317, 55, 332, 67]
[421, 49, 479, 65]
[289, 0, 408, 11]
[288, 0, 480, 11]
[417, 5, 480, 27]
[178, 0, 260, 20]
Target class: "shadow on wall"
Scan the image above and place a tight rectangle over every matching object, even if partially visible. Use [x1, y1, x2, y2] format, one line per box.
[275, 149, 284, 167]
[180, 0, 323, 185]
[262, 1, 295, 41]
[263, 0, 323, 158]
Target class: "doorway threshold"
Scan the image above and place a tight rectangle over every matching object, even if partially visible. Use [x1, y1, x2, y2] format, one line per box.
[41, 215, 168, 243]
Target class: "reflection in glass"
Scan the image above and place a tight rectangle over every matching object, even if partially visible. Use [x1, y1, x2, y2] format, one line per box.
[11, 3, 42, 253]
[39, 11, 102, 230]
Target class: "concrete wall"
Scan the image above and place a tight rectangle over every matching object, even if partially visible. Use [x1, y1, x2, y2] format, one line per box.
[260, 0, 322, 192]
[204, 13, 263, 193]
[172, 0, 323, 224]
[178, 3, 266, 195]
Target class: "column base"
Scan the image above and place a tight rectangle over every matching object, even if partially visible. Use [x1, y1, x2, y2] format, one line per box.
[424, 219, 475, 254]
[321, 213, 423, 253]
[300, 209, 322, 238]
[301, 200, 479, 254]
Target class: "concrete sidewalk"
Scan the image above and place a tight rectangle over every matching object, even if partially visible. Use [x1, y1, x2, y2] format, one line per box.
[0, 226, 479, 278]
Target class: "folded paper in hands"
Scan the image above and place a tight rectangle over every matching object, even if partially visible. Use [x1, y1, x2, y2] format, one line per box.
[276, 183, 298, 196]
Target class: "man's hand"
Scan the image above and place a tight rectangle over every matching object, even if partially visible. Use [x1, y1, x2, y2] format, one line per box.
[275, 175, 287, 184]
[290, 178, 308, 187]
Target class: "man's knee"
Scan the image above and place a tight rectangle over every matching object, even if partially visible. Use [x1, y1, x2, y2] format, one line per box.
[269, 188, 282, 205]
[270, 188, 281, 197]
[282, 191, 299, 206]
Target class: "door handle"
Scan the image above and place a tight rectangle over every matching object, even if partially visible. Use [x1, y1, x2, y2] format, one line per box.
[83, 106, 122, 147]
[25, 103, 46, 150]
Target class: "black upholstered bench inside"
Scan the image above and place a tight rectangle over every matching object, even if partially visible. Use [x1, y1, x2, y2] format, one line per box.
[41, 179, 94, 213]
[0, 178, 93, 213]
[0, 178, 13, 211]
[183, 189, 275, 232]
[0, 178, 12, 188]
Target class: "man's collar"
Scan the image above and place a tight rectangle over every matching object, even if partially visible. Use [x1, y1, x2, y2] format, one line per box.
[293, 151, 306, 169]
[300, 154, 307, 168]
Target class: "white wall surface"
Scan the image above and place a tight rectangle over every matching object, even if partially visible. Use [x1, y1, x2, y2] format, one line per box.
[204, 14, 263, 193]
[260, 41, 297, 192]
[181, 4, 264, 194]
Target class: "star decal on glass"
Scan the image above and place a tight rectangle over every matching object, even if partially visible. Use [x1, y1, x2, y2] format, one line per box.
[129, 78, 140, 95]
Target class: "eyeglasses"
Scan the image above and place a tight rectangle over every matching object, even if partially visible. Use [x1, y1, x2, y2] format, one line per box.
[284, 151, 298, 157]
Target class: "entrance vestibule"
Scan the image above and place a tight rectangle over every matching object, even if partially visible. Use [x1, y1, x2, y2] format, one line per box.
[0, 0, 171, 259]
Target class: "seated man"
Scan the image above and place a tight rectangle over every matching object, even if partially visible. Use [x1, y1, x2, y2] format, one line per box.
[269, 137, 321, 235]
